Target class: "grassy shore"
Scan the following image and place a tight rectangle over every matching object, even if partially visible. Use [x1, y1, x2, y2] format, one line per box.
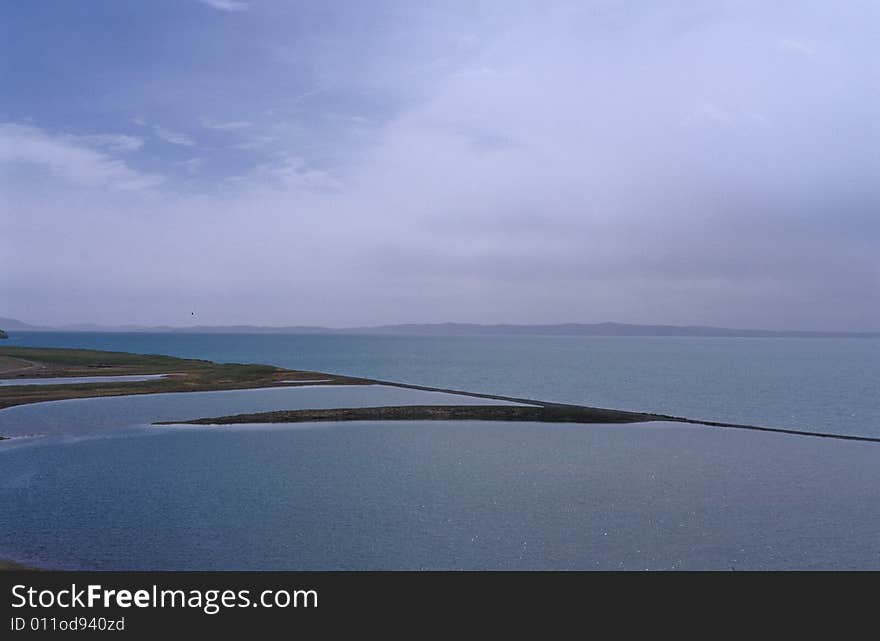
[0, 346, 369, 410]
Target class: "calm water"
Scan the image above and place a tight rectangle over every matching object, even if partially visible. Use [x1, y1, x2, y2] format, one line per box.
[1, 331, 878, 570]
[1, 421, 878, 570]
[0, 385, 519, 438]
[7, 331, 880, 436]
[0, 374, 168, 387]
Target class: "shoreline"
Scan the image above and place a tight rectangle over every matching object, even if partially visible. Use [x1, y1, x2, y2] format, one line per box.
[2, 345, 879, 444]
[0, 558, 40, 571]
[0, 346, 370, 411]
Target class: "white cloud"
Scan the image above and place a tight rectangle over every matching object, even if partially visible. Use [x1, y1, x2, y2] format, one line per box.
[325, 113, 369, 125]
[154, 126, 196, 146]
[76, 133, 144, 153]
[4, 3, 879, 329]
[196, 0, 248, 11]
[0, 123, 162, 190]
[231, 154, 342, 192]
[200, 118, 254, 130]
[681, 102, 733, 127]
[178, 158, 203, 174]
[232, 135, 278, 150]
[777, 38, 816, 56]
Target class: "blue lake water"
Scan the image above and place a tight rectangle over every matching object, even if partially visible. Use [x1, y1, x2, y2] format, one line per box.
[2, 421, 878, 570]
[1, 331, 878, 569]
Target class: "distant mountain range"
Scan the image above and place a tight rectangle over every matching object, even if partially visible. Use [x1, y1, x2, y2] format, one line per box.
[1, 316, 878, 338]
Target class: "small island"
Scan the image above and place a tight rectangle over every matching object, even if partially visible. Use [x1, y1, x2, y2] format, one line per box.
[0, 330, 8, 339]
[155, 404, 664, 426]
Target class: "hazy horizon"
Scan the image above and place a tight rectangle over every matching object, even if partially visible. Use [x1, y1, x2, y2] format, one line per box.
[3, 2, 879, 331]
[3, 313, 879, 335]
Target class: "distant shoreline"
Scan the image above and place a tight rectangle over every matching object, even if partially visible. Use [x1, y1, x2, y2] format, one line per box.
[3, 318, 879, 338]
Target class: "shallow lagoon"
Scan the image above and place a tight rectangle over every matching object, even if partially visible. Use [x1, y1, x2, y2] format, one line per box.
[0, 385, 878, 570]
[0, 384, 520, 438]
[0, 374, 168, 387]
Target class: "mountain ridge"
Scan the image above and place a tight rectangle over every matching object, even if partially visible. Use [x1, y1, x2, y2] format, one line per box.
[1, 316, 878, 338]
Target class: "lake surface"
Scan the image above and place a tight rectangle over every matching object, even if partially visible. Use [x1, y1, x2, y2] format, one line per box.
[0, 384, 519, 438]
[0, 374, 168, 387]
[7, 331, 880, 437]
[1, 419, 877, 570]
[1, 331, 878, 570]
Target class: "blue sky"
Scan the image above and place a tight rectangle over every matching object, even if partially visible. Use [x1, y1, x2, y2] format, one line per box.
[1, 1, 879, 329]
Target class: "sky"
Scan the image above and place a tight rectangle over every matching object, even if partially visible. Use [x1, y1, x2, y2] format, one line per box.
[1, 1, 878, 330]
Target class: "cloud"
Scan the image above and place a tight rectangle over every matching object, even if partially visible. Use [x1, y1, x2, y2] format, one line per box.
[178, 158, 203, 174]
[76, 133, 144, 153]
[153, 126, 196, 146]
[681, 102, 734, 127]
[196, 0, 248, 11]
[0, 123, 161, 190]
[230, 154, 342, 192]
[777, 38, 816, 56]
[200, 118, 254, 130]
[3, 2, 880, 329]
[324, 114, 370, 125]
[130, 117, 196, 146]
[231, 135, 278, 150]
